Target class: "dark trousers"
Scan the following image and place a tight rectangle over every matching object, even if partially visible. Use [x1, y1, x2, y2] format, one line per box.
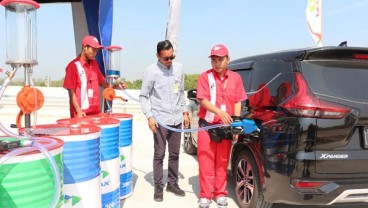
[153, 123, 182, 185]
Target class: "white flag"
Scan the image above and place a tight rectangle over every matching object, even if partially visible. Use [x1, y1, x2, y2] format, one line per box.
[306, 0, 322, 46]
[166, 0, 181, 55]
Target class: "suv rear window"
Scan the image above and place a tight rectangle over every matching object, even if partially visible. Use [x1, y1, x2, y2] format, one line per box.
[250, 61, 293, 92]
[301, 60, 368, 103]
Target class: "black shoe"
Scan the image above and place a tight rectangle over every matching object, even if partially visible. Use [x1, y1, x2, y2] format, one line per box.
[154, 184, 163, 202]
[166, 183, 185, 196]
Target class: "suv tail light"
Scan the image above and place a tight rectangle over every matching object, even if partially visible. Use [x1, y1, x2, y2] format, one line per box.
[352, 53, 368, 60]
[280, 73, 351, 119]
[292, 179, 340, 194]
[295, 181, 325, 189]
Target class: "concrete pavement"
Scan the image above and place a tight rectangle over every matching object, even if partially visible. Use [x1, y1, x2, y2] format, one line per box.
[120, 116, 239, 208]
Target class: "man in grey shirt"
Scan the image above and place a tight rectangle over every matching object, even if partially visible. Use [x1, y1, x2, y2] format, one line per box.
[139, 40, 189, 202]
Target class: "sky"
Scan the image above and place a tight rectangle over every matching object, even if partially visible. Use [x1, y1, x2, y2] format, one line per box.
[1, 0, 368, 82]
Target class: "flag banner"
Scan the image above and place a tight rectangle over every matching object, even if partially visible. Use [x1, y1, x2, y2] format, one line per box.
[166, 0, 181, 55]
[82, 0, 113, 112]
[306, 0, 322, 46]
[83, 0, 113, 76]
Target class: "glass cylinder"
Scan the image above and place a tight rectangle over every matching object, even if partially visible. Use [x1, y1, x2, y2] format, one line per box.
[1, 0, 40, 67]
[106, 46, 122, 72]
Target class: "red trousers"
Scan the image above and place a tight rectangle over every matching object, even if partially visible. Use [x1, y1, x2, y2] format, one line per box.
[197, 130, 232, 199]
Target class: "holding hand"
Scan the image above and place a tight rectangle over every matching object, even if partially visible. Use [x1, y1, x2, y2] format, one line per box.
[183, 114, 190, 128]
[76, 111, 86, 118]
[217, 110, 233, 125]
[119, 80, 127, 89]
[113, 79, 127, 90]
[148, 116, 159, 133]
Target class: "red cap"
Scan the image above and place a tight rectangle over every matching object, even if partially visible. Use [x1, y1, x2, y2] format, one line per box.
[209, 44, 229, 57]
[106, 46, 123, 51]
[1, 0, 40, 8]
[82, 35, 104, 49]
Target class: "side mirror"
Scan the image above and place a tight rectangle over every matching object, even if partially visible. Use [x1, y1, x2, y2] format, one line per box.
[187, 89, 197, 101]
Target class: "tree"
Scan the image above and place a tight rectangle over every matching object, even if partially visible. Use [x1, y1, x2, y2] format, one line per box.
[124, 74, 199, 90]
[51, 78, 64, 87]
[184, 74, 199, 90]
[0, 74, 200, 90]
[126, 79, 142, 89]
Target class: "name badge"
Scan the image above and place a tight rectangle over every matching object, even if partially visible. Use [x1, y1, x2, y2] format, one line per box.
[88, 89, 93, 98]
[173, 83, 179, 94]
[221, 104, 226, 111]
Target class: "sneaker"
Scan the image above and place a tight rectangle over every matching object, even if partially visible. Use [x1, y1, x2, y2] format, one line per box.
[154, 184, 163, 202]
[198, 198, 211, 208]
[166, 183, 185, 196]
[216, 196, 228, 208]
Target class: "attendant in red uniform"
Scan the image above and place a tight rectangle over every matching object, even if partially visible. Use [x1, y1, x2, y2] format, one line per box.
[63, 35, 125, 118]
[196, 44, 247, 208]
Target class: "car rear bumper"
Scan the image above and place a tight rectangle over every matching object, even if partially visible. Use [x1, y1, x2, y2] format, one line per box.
[263, 171, 368, 206]
[328, 189, 368, 205]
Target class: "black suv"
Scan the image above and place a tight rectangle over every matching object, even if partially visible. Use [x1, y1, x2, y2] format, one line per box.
[184, 46, 368, 208]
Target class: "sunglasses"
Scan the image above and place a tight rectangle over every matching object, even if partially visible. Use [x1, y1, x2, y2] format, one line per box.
[162, 56, 176, 61]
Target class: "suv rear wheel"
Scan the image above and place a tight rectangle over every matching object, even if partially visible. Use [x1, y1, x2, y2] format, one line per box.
[183, 124, 197, 155]
[234, 151, 272, 208]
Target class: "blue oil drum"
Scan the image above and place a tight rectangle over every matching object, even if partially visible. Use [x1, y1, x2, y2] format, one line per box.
[57, 117, 120, 208]
[95, 113, 133, 199]
[30, 124, 102, 208]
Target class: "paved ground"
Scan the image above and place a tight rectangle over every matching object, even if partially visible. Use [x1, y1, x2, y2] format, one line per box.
[120, 116, 239, 208]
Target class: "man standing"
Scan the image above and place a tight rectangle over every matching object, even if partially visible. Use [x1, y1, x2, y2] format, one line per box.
[63, 35, 125, 118]
[196, 44, 247, 208]
[139, 40, 189, 202]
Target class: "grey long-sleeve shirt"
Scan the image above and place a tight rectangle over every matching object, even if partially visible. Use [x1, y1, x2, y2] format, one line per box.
[139, 61, 187, 126]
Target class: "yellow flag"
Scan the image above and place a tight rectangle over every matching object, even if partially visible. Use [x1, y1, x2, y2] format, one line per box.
[306, 0, 322, 46]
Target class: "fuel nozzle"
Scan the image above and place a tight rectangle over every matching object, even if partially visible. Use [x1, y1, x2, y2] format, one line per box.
[230, 116, 243, 135]
[0, 138, 33, 151]
[230, 116, 260, 135]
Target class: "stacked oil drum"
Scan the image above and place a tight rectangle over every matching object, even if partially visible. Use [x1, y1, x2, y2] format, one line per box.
[56, 114, 134, 208]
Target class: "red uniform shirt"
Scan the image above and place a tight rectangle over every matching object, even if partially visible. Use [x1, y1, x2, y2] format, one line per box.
[196, 69, 247, 123]
[63, 56, 105, 117]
